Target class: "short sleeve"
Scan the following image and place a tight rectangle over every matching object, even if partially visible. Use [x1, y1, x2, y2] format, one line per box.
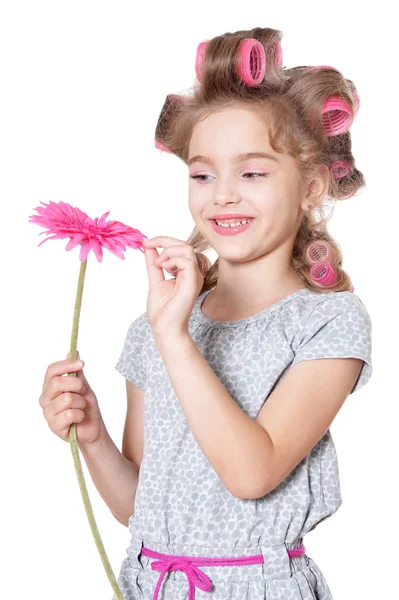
[115, 311, 149, 390]
[291, 292, 372, 394]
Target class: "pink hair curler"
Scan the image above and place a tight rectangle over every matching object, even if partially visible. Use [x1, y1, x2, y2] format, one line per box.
[307, 240, 353, 291]
[274, 40, 283, 69]
[330, 160, 351, 180]
[306, 240, 338, 287]
[309, 261, 338, 286]
[155, 139, 173, 154]
[308, 66, 360, 118]
[235, 38, 266, 86]
[195, 40, 209, 82]
[308, 66, 360, 120]
[353, 91, 360, 115]
[322, 96, 354, 136]
[195, 38, 269, 86]
[306, 240, 335, 264]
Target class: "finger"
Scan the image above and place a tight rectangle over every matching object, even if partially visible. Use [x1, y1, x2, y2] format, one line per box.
[156, 248, 210, 277]
[51, 392, 86, 418]
[143, 238, 196, 286]
[74, 364, 91, 389]
[154, 245, 195, 264]
[41, 364, 85, 407]
[65, 350, 88, 381]
[156, 256, 197, 278]
[156, 258, 181, 274]
[66, 351, 91, 388]
[45, 358, 84, 387]
[143, 246, 166, 287]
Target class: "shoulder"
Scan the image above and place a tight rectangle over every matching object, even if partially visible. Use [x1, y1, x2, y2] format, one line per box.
[124, 310, 151, 343]
[288, 290, 373, 394]
[302, 290, 371, 328]
[280, 289, 371, 324]
[292, 290, 372, 347]
[277, 289, 372, 343]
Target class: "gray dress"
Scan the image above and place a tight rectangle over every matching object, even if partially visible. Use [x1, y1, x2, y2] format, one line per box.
[112, 287, 372, 600]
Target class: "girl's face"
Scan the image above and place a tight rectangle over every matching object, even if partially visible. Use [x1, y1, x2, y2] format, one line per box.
[188, 106, 311, 262]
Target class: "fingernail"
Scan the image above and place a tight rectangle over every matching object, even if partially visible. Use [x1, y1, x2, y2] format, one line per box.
[75, 360, 84, 367]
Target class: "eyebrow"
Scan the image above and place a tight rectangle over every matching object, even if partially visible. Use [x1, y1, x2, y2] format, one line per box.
[188, 151, 280, 166]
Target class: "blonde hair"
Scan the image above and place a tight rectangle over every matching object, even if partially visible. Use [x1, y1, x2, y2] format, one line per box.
[154, 26, 363, 297]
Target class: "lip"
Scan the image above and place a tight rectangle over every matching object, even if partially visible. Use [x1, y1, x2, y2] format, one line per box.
[209, 213, 254, 219]
[210, 217, 255, 236]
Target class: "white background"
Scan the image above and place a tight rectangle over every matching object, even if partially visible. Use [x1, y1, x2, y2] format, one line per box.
[1, 1, 396, 598]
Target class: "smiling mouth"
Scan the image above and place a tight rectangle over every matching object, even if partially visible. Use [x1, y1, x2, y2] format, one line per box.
[209, 218, 255, 236]
[209, 218, 255, 225]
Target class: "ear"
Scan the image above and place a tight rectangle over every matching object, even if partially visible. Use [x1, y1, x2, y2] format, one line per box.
[300, 164, 330, 211]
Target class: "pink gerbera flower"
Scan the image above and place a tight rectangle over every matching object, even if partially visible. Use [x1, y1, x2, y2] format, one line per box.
[28, 200, 147, 261]
[29, 200, 147, 600]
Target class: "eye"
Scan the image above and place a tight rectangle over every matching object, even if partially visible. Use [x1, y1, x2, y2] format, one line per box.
[242, 172, 269, 179]
[190, 174, 211, 182]
[189, 172, 269, 183]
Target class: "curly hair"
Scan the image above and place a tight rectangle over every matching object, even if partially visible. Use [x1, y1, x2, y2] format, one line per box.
[154, 26, 363, 297]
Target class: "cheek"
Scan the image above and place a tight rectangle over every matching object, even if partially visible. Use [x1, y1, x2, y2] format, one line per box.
[188, 192, 208, 217]
[256, 193, 281, 219]
[257, 195, 295, 234]
[187, 198, 207, 233]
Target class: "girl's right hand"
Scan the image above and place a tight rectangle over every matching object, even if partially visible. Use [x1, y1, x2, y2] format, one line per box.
[39, 351, 106, 448]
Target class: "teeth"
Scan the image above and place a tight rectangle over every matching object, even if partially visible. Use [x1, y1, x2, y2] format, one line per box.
[215, 219, 251, 227]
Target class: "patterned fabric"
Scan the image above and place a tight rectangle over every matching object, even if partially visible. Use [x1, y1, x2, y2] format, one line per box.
[113, 288, 372, 599]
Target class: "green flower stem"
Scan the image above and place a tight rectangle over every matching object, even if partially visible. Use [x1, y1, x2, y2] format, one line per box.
[68, 258, 123, 600]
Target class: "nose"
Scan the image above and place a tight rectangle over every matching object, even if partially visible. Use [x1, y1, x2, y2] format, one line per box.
[214, 176, 240, 206]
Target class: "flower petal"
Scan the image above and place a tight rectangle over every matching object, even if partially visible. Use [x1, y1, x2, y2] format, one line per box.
[79, 240, 91, 262]
[90, 237, 103, 262]
[65, 233, 87, 251]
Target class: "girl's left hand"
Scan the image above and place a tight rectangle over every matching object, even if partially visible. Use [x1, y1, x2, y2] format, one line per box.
[142, 236, 210, 339]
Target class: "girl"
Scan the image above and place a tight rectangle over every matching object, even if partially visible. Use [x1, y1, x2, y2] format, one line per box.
[114, 27, 372, 600]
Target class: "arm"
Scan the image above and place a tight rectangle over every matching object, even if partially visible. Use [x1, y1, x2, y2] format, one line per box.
[155, 333, 364, 500]
[155, 332, 273, 499]
[78, 426, 140, 526]
[253, 355, 363, 496]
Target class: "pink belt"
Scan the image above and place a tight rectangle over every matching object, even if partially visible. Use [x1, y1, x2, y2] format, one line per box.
[141, 543, 306, 600]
